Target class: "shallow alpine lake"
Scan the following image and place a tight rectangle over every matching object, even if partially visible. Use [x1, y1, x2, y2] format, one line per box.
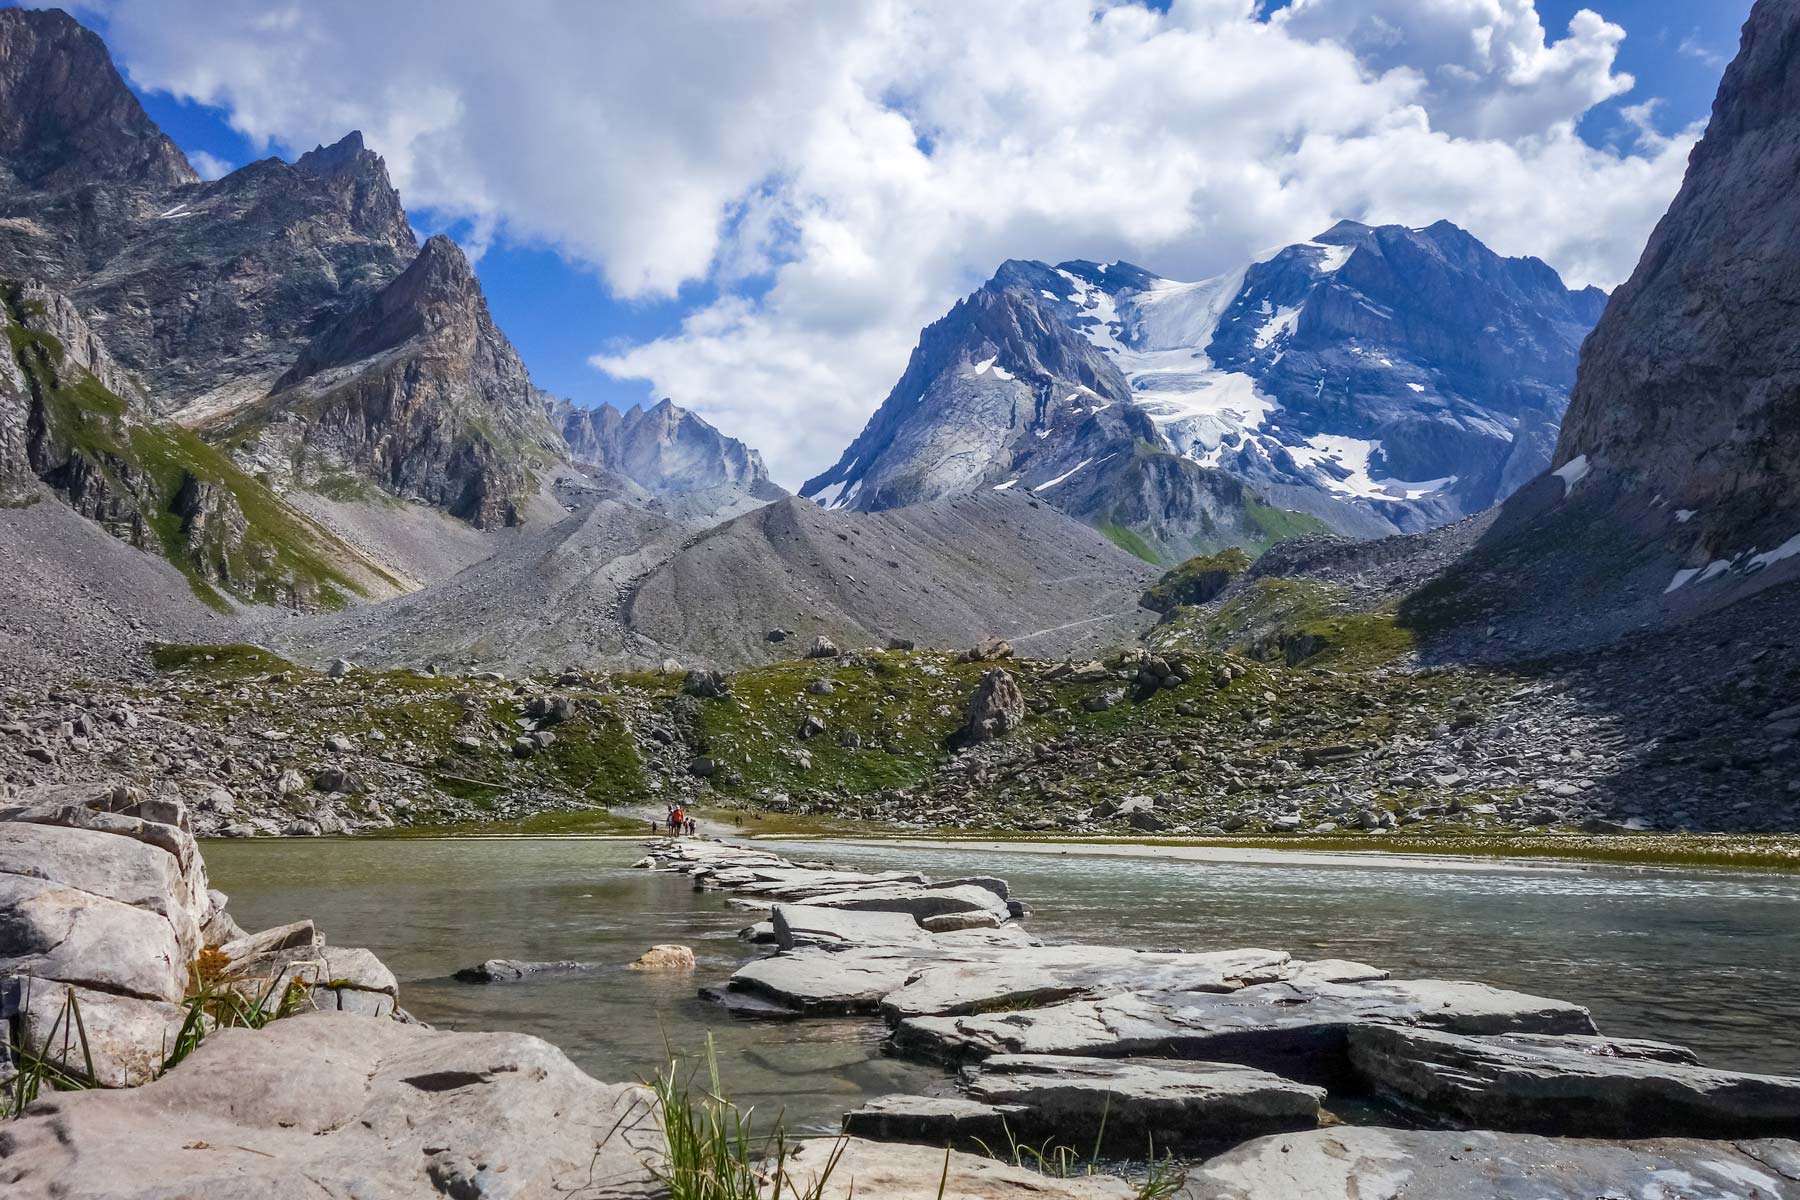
[204, 837, 1800, 1136]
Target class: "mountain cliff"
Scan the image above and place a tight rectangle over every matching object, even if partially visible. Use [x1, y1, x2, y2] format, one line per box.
[555, 396, 780, 496]
[805, 223, 1603, 555]
[1554, 0, 1800, 562]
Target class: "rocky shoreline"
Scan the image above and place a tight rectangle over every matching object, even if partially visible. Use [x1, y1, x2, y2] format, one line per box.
[646, 837, 1800, 1195]
[4, 795, 1798, 1198]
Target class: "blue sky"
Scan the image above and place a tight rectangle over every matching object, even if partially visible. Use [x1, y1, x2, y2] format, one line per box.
[44, 0, 1752, 484]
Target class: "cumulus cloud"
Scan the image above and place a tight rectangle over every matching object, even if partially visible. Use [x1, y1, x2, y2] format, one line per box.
[185, 149, 233, 180]
[78, 0, 1699, 486]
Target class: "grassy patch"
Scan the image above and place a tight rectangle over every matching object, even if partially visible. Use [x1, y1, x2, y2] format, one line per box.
[1244, 496, 1331, 550]
[1096, 520, 1162, 565]
[150, 642, 298, 680]
[696, 652, 990, 797]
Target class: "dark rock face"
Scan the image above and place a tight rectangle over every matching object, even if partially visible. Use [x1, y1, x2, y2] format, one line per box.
[0, 127, 416, 412]
[805, 222, 1602, 553]
[0, 9, 197, 191]
[246, 235, 564, 528]
[961, 668, 1025, 743]
[1556, 0, 1800, 553]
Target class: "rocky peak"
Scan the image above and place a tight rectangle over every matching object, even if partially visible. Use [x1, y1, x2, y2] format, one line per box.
[0, 7, 196, 191]
[1555, 0, 1800, 552]
[554, 395, 776, 497]
[284, 130, 414, 254]
[254, 232, 562, 528]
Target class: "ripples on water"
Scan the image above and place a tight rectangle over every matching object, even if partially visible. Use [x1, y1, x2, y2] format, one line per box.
[204, 837, 1800, 1136]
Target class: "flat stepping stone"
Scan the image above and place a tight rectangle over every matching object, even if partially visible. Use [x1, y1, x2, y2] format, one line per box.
[1349, 1025, 1800, 1139]
[892, 979, 1596, 1085]
[1187, 1127, 1800, 1200]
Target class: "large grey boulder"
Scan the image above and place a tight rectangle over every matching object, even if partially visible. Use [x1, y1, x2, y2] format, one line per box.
[0, 874, 185, 1003]
[1182, 1128, 1800, 1200]
[957, 1054, 1324, 1153]
[893, 979, 1596, 1082]
[1349, 1025, 1800, 1138]
[0, 1010, 663, 1200]
[961, 668, 1025, 743]
[0, 822, 203, 963]
[0, 976, 186, 1088]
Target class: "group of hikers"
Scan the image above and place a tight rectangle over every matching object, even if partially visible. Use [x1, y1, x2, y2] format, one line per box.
[654, 806, 698, 836]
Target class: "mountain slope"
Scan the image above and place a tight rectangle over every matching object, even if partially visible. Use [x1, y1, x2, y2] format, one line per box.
[806, 224, 1603, 551]
[267, 489, 1155, 671]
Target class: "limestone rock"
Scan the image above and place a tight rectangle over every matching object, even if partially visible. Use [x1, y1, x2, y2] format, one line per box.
[779, 1135, 1134, 1200]
[961, 668, 1025, 743]
[1349, 1025, 1800, 1139]
[629, 944, 696, 972]
[1184, 1128, 1800, 1200]
[0, 1010, 662, 1200]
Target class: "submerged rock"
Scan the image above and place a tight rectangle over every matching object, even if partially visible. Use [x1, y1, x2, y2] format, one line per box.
[452, 958, 599, 984]
[629, 944, 696, 972]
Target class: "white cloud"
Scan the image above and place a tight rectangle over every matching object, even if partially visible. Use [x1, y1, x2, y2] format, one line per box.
[82, 0, 1698, 488]
[1677, 34, 1727, 69]
[185, 149, 233, 180]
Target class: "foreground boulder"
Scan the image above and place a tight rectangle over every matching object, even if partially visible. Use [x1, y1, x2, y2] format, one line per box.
[1183, 1128, 1800, 1200]
[0, 1010, 662, 1200]
[1349, 1025, 1800, 1138]
[848, 1055, 1322, 1154]
[893, 979, 1596, 1083]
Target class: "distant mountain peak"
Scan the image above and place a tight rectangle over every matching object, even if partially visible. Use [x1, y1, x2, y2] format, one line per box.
[554, 396, 779, 502]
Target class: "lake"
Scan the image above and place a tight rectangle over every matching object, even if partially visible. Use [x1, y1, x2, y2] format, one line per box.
[204, 837, 1800, 1136]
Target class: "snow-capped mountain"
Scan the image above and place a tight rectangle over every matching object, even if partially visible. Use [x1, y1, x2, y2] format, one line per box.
[803, 220, 1606, 549]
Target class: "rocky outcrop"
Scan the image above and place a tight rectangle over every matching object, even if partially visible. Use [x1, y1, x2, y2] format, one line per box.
[0, 1010, 662, 1200]
[246, 235, 564, 527]
[452, 958, 599, 983]
[781, 1136, 1135, 1200]
[1555, 0, 1800, 555]
[0, 9, 197, 191]
[960, 668, 1025, 743]
[1187, 1128, 1800, 1200]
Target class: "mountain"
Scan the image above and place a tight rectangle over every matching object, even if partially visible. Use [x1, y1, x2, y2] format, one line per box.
[801, 258, 1325, 564]
[1554, 0, 1800, 565]
[804, 223, 1604, 554]
[551, 395, 787, 524]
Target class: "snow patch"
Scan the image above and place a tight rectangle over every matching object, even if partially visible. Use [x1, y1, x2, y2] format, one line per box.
[1284, 434, 1455, 501]
[1254, 305, 1302, 350]
[1033, 456, 1103, 492]
[810, 479, 849, 508]
[1675, 509, 1697, 523]
[1405, 382, 1425, 393]
[1553, 454, 1591, 495]
[1748, 532, 1800, 572]
[1303, 241, 1354, 273]
[992, 478, 1019, 491]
